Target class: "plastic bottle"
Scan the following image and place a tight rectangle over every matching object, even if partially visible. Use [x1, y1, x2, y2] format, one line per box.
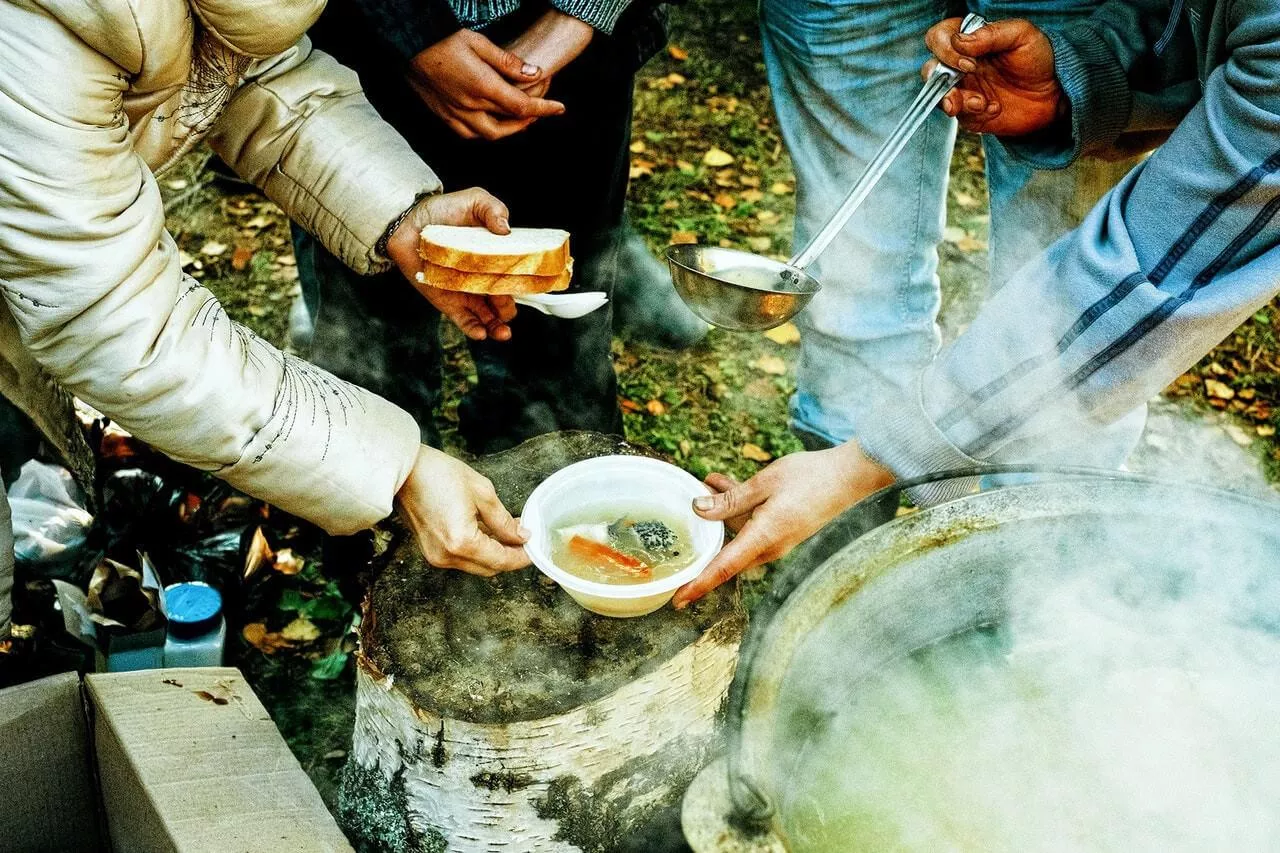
[163, 582, 226, 668]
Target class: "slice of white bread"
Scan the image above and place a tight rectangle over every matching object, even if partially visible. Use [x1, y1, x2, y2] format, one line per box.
[420, 225, 571, 276]
[417, 259, 573, 295]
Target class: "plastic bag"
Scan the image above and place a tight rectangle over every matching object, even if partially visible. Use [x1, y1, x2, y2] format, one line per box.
[8, 460, 94, 567]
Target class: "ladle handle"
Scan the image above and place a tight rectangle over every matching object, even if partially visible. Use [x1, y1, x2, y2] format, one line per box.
[785, 12, 988, 272]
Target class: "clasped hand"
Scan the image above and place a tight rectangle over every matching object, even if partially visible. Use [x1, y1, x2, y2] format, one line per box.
[408, 11, 594, 141]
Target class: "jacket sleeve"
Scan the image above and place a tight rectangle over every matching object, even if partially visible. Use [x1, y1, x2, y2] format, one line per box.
[206, 37, 442, 275]
[0, 22, 421, 535]
[1003, 0, 1201, 169]
[859, 0, 1280, 503]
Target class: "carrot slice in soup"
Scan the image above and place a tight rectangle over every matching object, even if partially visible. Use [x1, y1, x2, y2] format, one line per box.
[568, 535, 651, 578]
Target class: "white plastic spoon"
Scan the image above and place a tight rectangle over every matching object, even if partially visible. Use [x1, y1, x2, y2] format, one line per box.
[514, 292, 609, 319]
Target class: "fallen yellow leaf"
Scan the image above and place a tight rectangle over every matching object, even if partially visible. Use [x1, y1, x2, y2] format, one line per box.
[273, 548, 305, 575]
[280, 617, 320, 643]
[646, 399, 667, 416]
[243, 623, 292, 654]
[200, 240, 227, 257]
[770, 181, 793, 195]
[739, 189, 765, 204]
[764, 322, 801, 345]
[740, 443, 773, 462]
[670, 231, 699, 245]
[703, 147, 735, 167]
[629, 140, 647, 154]
[676, 160, 696, 173]
[668, 44, 689, 61]
[714, 192, 737, 210]
[748, 236, 773, 252]
[752, 355, 788, 375]
[756, 210, 779, 224]
[1205, 378, 1235, 400]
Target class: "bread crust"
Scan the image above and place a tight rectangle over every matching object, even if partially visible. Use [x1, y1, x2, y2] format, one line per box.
[418, 260, 573, 294]
[419, 227, 570, 276]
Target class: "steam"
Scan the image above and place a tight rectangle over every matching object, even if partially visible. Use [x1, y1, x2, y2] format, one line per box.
[774, 498, 1280, 852]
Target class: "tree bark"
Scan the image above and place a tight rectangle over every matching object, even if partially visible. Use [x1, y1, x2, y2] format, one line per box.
[340, 433, 745, 853]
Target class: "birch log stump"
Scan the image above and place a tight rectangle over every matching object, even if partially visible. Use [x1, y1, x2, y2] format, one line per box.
[339, 432, 745, 853]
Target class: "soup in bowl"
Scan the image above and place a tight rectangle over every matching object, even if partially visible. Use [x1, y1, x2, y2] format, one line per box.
[521, 456, 725, 617]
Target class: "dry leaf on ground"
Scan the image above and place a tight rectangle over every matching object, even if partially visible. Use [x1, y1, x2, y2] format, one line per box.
[764, 322, 801, 345]
[770, 181, 793, 195]
[748, 236, 773, 252]
[646, 399, 667, 416]
[703, 147, 734, 167]
[752, 355, 788, 375]
[273, 548, 305, 575]
[231, 246, 253, 271]
[740, 443, 773, 462]
[243, 623, 292, 654]
[714, 193, 737, 209]
[668, 44, 689, 61]
[739, 189, 765, 204]
[629, 140, 646, 154]
[1205, 378, 1235, 399]
[670, 231, 698, 245]
[280, 617, 320, 643]
[200, 240, 227, 257]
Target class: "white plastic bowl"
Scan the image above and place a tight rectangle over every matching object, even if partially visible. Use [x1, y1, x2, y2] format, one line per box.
[521, 455, 725, 617]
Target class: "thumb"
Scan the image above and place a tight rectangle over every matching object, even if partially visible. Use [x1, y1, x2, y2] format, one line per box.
[952, 18, 1036, 58]
[462, 187, 511, 234]
[476, 494, 528, 547]
[472, 36, 543, 82]
[692, 475, 765, 521]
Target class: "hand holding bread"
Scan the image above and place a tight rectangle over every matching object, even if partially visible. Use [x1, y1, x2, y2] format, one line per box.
[386, 188, 520, 341]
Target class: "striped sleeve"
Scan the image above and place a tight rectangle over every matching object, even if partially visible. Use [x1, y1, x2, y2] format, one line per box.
[858, 0, 1280, 502]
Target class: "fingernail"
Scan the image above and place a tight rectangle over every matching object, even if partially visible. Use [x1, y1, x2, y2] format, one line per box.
[498, 217, 511, 231]
[693, 496, 715, 512]
[959, 59, 977, 73]
[956, 31, 975, 41]
[518, 526, 532, 540]
[522, 63, 539, 76]
[672, 597, 687, 610]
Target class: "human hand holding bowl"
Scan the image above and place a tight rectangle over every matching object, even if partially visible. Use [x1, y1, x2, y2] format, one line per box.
[672, 442, 894, 608]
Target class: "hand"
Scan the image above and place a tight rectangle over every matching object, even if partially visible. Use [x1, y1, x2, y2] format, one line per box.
[923, 17, 1066, 137]
[386, 187, 519, 341]
[408, 29, 566, 140]
[505, 11, 595, 85]
[396, 445, 532, 576]
[672, 442, 894, 608]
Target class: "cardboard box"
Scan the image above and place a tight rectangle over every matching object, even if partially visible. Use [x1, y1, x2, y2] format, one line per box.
[0, 668, 353, 853]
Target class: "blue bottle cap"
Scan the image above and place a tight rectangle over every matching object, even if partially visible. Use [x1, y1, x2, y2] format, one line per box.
[165, 582, 223, 639]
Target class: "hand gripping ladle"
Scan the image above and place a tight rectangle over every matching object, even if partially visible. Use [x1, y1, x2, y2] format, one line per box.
[665, 13, 988, 332]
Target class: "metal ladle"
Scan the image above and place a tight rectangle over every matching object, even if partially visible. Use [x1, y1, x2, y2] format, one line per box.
[666, 13, 988, 332]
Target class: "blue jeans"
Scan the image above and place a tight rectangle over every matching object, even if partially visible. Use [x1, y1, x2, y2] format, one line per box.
[763, 0, 1145, 464]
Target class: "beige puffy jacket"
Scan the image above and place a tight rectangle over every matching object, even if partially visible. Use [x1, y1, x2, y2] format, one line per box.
[0, 0, 441, 535]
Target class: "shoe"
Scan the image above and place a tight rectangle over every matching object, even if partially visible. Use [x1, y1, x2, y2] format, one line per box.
[613, 226, 710, 350]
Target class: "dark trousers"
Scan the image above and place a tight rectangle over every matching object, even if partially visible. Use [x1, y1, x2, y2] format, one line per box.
[295, 4, 632, 454]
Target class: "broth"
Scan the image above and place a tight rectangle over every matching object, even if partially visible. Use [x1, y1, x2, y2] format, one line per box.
[780, 622, 1280, 852]
[549, 505, 695, 585]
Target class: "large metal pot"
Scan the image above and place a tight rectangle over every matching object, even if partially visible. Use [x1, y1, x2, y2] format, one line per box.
[683, 469, 1280, 851]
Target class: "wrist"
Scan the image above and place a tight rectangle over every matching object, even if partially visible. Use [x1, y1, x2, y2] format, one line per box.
[382, 192, 438, 271]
